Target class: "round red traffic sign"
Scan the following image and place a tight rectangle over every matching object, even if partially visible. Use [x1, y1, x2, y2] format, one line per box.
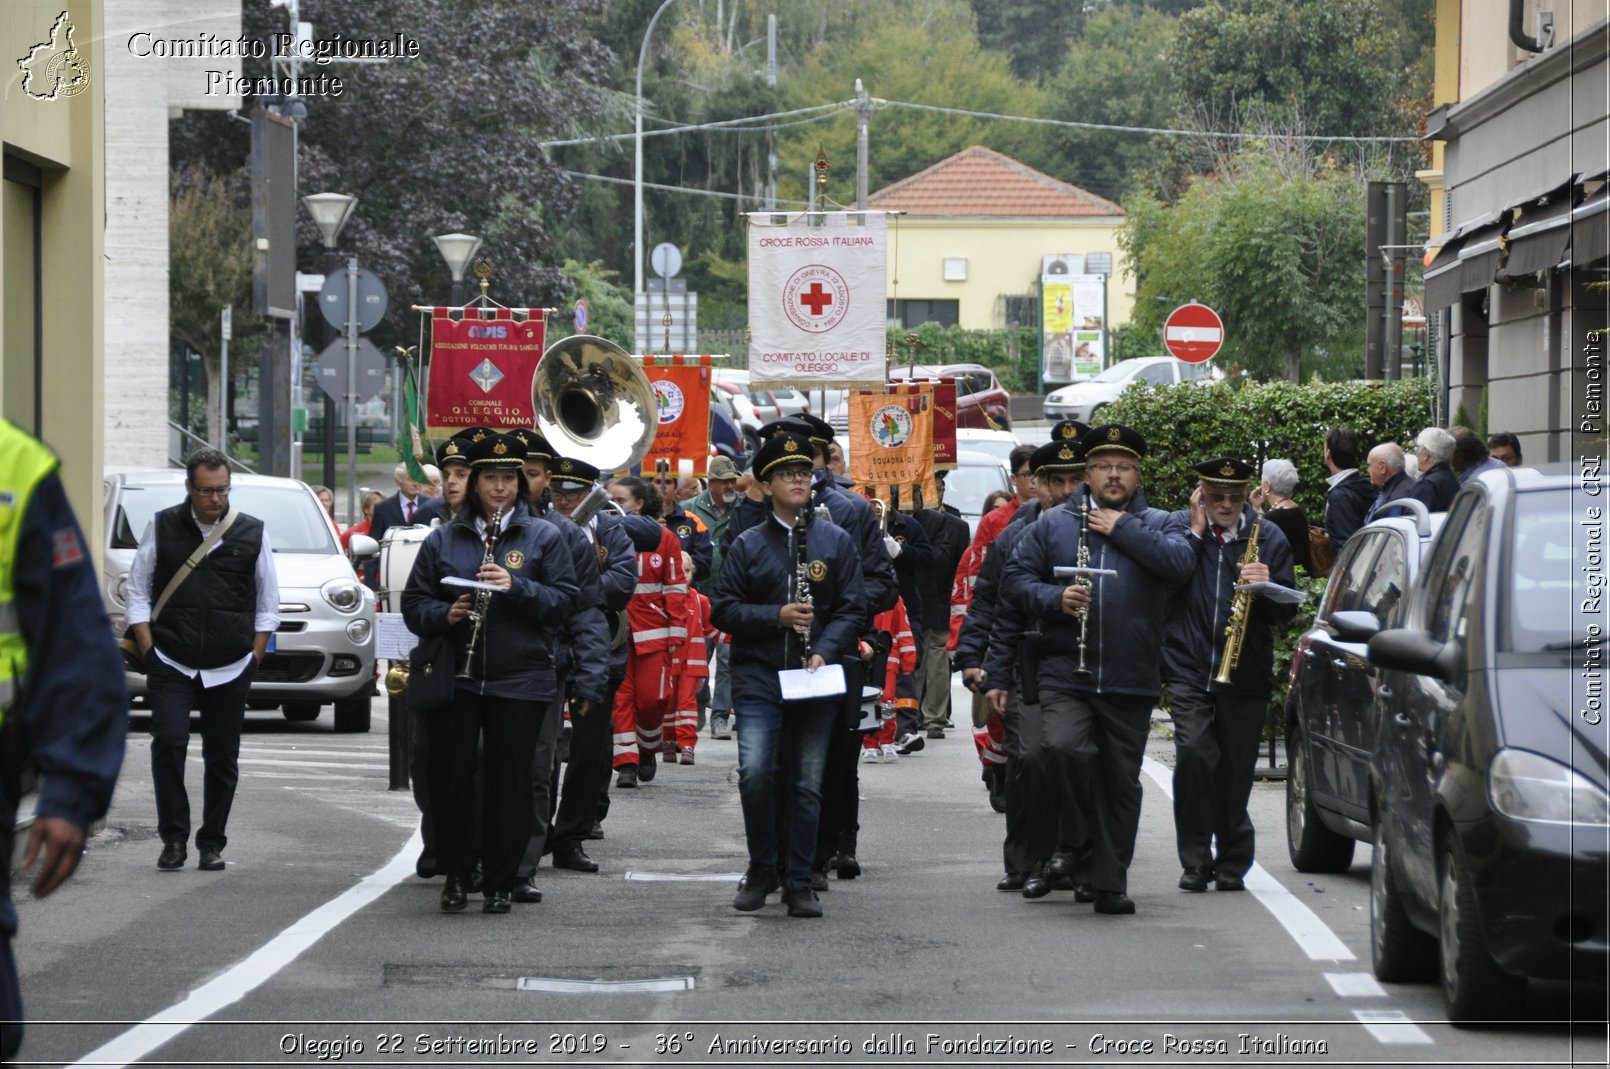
[1163, 303, 1224, 364]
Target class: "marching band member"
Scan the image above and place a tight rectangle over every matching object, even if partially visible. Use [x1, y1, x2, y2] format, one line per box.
[607, 476, 691, 784]
[1163, 458, 1296, 894]
[1000, 425, 1194, 916]
[713, 432, 866, 918]
[402, 432, 580, 914]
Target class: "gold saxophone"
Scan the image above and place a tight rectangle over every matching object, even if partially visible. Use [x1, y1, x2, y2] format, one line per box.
[1214, 517, 1262, 685]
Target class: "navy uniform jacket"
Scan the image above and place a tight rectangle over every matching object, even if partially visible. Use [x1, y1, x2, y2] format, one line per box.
[402, 502, 580, 703]
[812, 479, 898, 623]
[955, 500, 1042, 674]
[712, 514, 866, 706]
[1160, 508, 1297, 697]
[1002, 488, 1194, 700]
[534, 506, 611, 706]
[886, 509, 934, 638]
[975, 502, 1049, 693]
[914, 504, 969, 634]
[1365, 471, 1415, 523]
[664, 502, 713, 583]
[1, 472, 127, 940]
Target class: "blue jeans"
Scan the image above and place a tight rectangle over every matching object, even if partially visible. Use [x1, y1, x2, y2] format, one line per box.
[735, 698, 836, 889]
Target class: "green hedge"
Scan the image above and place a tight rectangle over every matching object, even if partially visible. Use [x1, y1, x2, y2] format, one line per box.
[885, 323, 1041, 392]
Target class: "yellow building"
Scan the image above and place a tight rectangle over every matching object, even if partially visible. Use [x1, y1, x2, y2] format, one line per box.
[2, 0, 106, 547]
[868, 146, 1130, 334]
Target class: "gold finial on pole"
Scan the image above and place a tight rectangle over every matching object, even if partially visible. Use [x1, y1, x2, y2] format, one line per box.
[815, 144, 830, 207]
[663, 308, 673, 354]
[472, 258, 495, 296]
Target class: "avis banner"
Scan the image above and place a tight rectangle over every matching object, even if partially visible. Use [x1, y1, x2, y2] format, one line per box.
[642, 356, 713, 476]
[747, 211, 888, 388]
[847, 383, 936, 506]
[425, 308, 545, 434]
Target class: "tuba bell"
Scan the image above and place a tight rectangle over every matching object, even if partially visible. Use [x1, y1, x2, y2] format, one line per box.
[533, 334, 658, 475]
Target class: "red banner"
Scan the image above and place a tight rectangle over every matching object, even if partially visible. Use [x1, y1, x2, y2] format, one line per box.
[933, 377, 958, 470]
[642, 356, 713, 476]
[425, 309, 545, 434]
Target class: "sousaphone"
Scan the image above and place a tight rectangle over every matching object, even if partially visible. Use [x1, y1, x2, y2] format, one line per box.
[533, 334, 658, 474]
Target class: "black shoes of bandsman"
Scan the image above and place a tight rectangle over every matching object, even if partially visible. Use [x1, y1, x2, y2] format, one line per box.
[733, 864, 779, 912]
[1179, 866, 1210, 893]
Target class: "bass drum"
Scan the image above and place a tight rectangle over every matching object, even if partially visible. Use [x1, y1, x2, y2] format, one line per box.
[377, 525, 432, 614]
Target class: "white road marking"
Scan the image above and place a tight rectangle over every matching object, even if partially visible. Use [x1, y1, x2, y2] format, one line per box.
[1352, 1008, 1436, 1044]
[1140, 757, 1354, 962]
[1325, 971, 1388, 998]
[67, 829, 421, 1069]
[238, 758, 389, 771]
[515, 976, 695, 993]
[624, 871, 745, 882]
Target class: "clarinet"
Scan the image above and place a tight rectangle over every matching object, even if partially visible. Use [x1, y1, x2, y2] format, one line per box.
[792, 510, 812, 667]
[1073, 488, 1094, 678]
[457, 505, 504, 682]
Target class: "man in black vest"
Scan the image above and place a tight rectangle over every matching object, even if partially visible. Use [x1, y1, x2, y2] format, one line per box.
[128, 448, 279, 872]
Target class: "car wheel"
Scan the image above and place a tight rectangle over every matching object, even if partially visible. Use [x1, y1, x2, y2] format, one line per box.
[281, 700, 321, 722]
[743, 428, 761, 456]
[1286, 727, 1355, 872]
[1088, 403, 1107, 421]
[1439, 837, 1525, 1022]
[332, 695, 372, 733]
[1370, 813, 1436, 981]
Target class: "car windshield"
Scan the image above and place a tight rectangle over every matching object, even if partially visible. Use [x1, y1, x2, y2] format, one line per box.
[110, 484, 338, 554]
[946, 460, 1009, 519]
[1504, 488, 1600, 653]
[1090, 362, 1144, 384]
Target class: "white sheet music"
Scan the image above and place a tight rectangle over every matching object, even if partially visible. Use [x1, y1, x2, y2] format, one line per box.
[374, 613, 418, 660]
[778, 664, 847, 701]
[442, 576, 506, 593]
[1236, 581, 1308, 605]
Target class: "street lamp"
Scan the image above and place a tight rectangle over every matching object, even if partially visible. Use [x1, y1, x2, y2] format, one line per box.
[302, 193, 358, 496]
[434, 232, 483, 308]
[635, 0, 681, 326]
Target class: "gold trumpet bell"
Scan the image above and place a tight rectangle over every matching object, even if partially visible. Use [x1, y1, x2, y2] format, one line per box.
[384, 660, 410, 698]
[533, 334, 658, 475]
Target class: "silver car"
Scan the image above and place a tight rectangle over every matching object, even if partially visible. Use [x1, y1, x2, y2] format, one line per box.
[101, 469, 378, 732]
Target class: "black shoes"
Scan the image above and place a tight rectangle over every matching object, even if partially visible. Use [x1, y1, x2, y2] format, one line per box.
[482, 891, 512, 914]
[616, 766, 638, 789]
[638, 751, 657, 782]
[198, 848, 224, 871]
[1073, 882, 1096, 903]
[1094, 891, 1136, 915]
[512, 876, 544, 903]
[1046, 852, 1076, 889]
[783, 887, 823, 918]
[733, 864, 779, 912]
[1179, 866, 1210, 893]
[553, 846, 599, 873]
[832, 830, 860, 879]
[982, 766, 1007, 813]
[809, 866, 829, 892]
[1215, 872, 1246, 892]
[997, 871, 1027, 892]
[157, 843, 186, 871]
[416, 851, 438, 879]
[440, 873, 469, 912]
[1021, 873, 1051, 899]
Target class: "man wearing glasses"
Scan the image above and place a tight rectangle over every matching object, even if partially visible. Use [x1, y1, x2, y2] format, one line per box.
[126, 448, 278, 872]
[1161, 459, 1297, 895]
[1001, 425, 1193, 915]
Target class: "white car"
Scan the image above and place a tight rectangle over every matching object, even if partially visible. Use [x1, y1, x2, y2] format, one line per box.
[102, 469, 378, 731]
[1042, 356, 1217, 423]
[955, 427, 1021, 468]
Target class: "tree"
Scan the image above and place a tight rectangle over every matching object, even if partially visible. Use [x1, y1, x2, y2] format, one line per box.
[1119, 144, 1366, 381]
[971, 0, 1085, 83]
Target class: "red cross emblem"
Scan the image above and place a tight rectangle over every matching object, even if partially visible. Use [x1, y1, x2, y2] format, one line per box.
[799, 282, 833, 316]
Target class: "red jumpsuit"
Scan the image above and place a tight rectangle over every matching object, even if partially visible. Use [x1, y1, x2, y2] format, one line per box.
[666, 591, 715, 756]
[863, 598, 918, 751]
[952, 498, 1021, 771]
[612, 525, 690, 769]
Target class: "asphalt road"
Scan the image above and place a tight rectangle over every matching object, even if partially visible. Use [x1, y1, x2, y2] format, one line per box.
[10, 686, 1606, 1068]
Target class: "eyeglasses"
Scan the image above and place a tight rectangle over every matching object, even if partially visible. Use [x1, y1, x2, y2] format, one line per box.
[191, 485, 231, 497]
[774, 469, 813, 483]
[552, 487, 587, 500]
[1088, 462, 1138, 476]
[1012, 470, 1032, 480]
[1205, 491, 1246, 504]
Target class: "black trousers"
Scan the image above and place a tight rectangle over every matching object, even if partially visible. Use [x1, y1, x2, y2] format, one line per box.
[555, 666, 623, 851]
[1029, 691, 1154, 893]
[813, 658, 867, 863]
[1168, 684, 1267, 878]
[516, 675, 567, 879]
[427, 690, 542, 895]
[147, 657, 254, 852]
[1000, 693, 1032, 876]
[409, 702, 434, 857]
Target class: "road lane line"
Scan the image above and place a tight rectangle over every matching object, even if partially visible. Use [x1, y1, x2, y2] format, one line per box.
[624, 871, 745, 882]
[1352, 1008, 1436, 1044]
[238, 758, 389, 771]
[1140, 756, 1355, 962]
[67, 829, 421, 1069]
[1325, 971, 1388, 998]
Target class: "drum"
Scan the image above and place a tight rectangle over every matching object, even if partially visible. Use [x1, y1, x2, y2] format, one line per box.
[855, 685, 891, 733]
[377, 525, 431, 614]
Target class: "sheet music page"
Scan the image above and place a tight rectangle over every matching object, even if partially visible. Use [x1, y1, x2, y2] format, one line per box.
[778, 664, 847, 701]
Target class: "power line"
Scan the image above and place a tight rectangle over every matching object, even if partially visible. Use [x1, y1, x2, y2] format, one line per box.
[541, 100, 855, 148]
[564, 170, 810, 206]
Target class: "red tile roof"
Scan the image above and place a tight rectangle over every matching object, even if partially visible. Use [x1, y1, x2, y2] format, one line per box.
[869, 145, 1123, 218]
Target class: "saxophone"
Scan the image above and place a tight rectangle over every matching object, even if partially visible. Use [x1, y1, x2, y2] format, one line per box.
[457, 505, 504, 682]
[1072, 488, 1094, 678]
[1214, 516, 1262, 685]
[792, 510, 813, 667]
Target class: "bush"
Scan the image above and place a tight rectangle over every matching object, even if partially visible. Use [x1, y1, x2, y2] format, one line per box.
[885, 324, 1041, 392]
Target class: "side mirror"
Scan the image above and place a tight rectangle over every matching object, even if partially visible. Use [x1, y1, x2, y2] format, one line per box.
[348, 534, 380, 560]
[1328, 610, 1382, 644]
[1368, 628, 1459, 683]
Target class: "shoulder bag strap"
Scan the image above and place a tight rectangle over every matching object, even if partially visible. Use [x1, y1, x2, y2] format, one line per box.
[150, 508, 241, 622]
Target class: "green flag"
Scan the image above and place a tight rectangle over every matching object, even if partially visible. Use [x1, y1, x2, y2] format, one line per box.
[398, 361, 431, 483]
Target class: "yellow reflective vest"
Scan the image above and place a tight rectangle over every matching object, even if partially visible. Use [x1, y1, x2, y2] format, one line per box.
[0, 419, 59, 725]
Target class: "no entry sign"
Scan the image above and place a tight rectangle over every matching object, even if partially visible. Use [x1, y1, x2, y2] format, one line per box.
[1163, 303, 1224, 364]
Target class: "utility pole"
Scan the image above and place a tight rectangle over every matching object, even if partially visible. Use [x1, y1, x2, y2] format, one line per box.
[855, 78, 871, 209]
[765, 14, 777, 211]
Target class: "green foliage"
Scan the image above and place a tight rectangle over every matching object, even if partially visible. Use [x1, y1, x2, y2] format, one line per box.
[169, 166, 263, 362]
[1120, 146, 1366, 381]
[1451, 399, 1472, 432]
[546, 260, 635, 349]
[1477, 386, 1489, 437]
[1110, 322, 1164, 362]
[1103, 376, 1432, 518]
[971, 0, 1085, 83]
[887, 323, 1040, 391]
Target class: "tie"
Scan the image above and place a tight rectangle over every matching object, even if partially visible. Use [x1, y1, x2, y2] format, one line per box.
[1213, 526, 1227, 546]
[404, 499, 413, 523]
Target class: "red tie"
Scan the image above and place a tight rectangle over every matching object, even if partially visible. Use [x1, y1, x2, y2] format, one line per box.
[404, 499, 413, 523]
[1213, 526, 1227, 545]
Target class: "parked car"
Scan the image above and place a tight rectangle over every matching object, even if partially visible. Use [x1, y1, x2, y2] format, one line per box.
[1042, 356, 1217, 422]
[828, 363, 1012, 434]
[102, 469, 379, 732]
[946, 449, 1013, 536]
[955, 427, 1021, 468]
[1285, 499, 1445, 872]
[707, 386, 749, 464]
[1360, 466, 1606, 1020]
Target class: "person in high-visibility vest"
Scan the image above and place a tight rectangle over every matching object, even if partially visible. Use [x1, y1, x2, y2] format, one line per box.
[0, 420, 127, 1060]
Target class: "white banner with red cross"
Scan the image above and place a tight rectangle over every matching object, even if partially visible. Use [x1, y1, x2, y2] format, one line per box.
[746, 211, 888, 388]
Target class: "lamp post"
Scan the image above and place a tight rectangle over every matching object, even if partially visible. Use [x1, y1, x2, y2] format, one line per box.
[434, 232, 483, 308]
[302, 193, 358, 498]
[634, 0, 680, 338]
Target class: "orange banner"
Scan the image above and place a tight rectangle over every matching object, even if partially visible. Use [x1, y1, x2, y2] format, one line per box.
[642, 356, 713, 476]
[847, 383, 936, 505]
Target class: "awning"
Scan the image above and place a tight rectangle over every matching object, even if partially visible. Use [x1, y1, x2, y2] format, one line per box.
[1458, 221, 1506, 293]
[1503, 182, 1577, 276]
[1423, 232, 1467, 311]
[1574, 190, 1609, 267]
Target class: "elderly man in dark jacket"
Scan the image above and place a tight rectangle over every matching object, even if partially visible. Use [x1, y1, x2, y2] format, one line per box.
[1408, 427, 1459, 511]
[1162, 458, 1297, 895]
[1001, 424, 1194, 916]
[1364, 443, 1416, 523]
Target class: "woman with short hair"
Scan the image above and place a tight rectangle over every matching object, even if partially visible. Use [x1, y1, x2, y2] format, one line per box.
[1256, 458, 1313, 574]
